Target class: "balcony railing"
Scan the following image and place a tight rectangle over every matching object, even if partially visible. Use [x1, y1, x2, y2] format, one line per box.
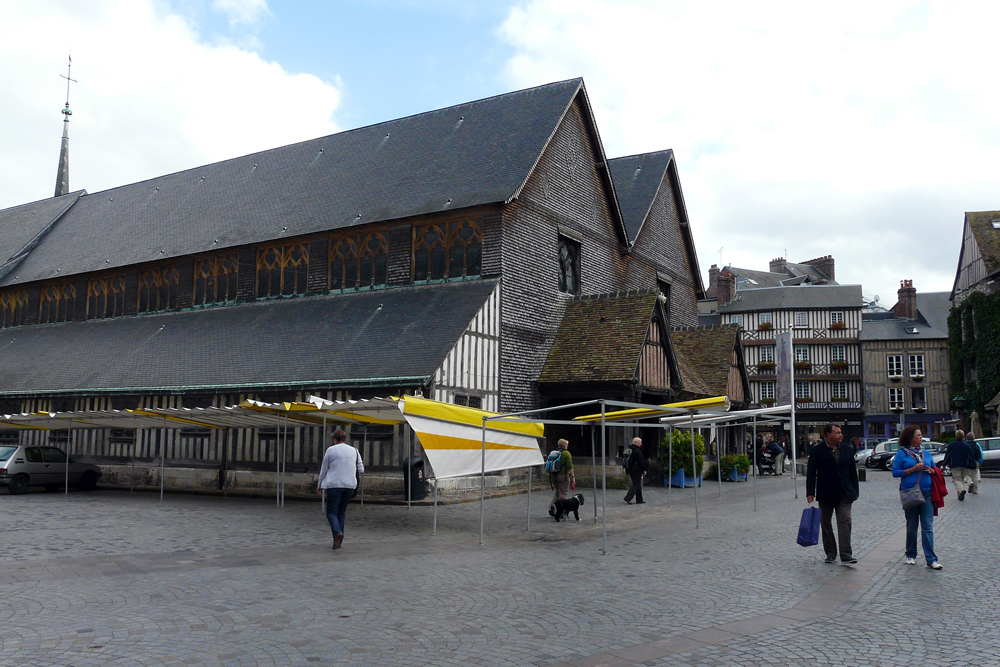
[741, 327, 857, 342]
[749, 363, 859, 376]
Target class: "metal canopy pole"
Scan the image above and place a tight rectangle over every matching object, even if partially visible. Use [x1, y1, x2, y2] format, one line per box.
[601, 402, 607, 555]
[160, 417, 166, 501]
[321, 414, 327, 514]
[274, 413, 280, 507]
[433, 478, 438, 536]
[591, 426, 598, 524]
[714, 423, 721, 496]
[360, 425, 367, 506]
[64, 423, 71, 496]
[479, 416, 487, 546]
[691, 413, 699, 528]
[752, 417, 758, 512]
[130, 428, 136, 493]
[526, 465, 532, 532]
[667, 426, 673, 505]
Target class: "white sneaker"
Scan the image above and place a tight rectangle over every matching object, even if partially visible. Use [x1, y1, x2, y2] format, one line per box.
[928, 562, 943, 570]
[905, 557, 916, 565]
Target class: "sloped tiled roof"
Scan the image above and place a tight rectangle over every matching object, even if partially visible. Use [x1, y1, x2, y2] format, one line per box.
[607, 150, 673, 243]
[0, 190, 83, 280]
[670, 325, 741, 397]
[0, 79, 588, 287]
[719, 284, 864, 313]
[538, 291, 659, 384]
[0, 280, 498, 396]
[915, 292, 952, 333]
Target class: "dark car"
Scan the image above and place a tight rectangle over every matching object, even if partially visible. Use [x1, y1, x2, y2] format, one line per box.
[0, 445, 102, 495]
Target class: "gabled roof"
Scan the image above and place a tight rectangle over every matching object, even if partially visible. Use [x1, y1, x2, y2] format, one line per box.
[669, 325, 744, 398]
[0, 280, 498, 396]
[0, 190, 83, 282]
[915, 292, 952, 333]
[719, 284, 863, 313]
[538, 290, 666, 385]
[861, 291, 951, 342]
[0, 79, 593, 287]
[607, 150, 674, 242]
[607, 149, 705, 298]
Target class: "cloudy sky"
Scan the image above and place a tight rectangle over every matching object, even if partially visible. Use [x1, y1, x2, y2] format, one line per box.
[2, 0, 997, 305]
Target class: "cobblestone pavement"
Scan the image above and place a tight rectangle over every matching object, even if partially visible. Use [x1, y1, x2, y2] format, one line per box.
[2, 468, 997, 666]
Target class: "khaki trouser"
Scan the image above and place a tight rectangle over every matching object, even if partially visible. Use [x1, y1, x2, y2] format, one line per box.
[550, 473, 570, 507]
[951, 467, 973, 495]
[970, 467, 981, 493]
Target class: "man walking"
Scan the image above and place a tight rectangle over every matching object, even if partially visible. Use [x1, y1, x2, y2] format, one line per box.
[623, 437, 649, 505]
[317, 429, 364, 551]
[769, 439, 786, 475]
[806, 423, 859, 565]
[942, 429, 977, 501]
[968, 431, 983, 494]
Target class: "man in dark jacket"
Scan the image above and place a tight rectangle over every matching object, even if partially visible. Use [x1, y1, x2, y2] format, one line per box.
[806, 423, 859, 565]
[942, 429, 977, 501]
[623, 437, 649, 505]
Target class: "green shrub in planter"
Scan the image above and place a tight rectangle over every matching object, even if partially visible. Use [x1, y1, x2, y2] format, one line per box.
[660, 430, 704, 479]
[720, 454, 751, 476]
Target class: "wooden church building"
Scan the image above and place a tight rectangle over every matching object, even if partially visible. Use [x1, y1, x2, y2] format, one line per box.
[0, 78, 747, 491]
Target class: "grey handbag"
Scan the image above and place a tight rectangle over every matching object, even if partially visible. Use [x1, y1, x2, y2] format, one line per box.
[900, 471, 925, 509]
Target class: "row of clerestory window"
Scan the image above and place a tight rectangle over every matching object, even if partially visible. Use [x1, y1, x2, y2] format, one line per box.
[0, 219, 483, 327]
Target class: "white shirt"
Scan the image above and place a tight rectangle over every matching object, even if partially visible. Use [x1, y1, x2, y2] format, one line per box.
[318, 443, 364, 489]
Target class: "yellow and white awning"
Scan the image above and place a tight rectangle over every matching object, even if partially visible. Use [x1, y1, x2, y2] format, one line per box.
[399, 396, 544, 479]
[573, 396, 731, 423]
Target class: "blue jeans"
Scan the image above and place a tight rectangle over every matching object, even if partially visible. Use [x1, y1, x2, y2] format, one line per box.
[904, 495, 937, 564]
[325, 488, 353, 538]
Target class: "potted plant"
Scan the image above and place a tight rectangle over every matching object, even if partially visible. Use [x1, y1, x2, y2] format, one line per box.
[829, 321, 846, 330]
[794, 361, 812, 372]
[759, 398, 776, 406]
[660, 430, 704, 488]
[911, 374, 925, 382]
[757, 361, 775, 372]
[757, 321, 773, 331]
[830, 360, 849, 371]
[795, 396, 812, 404]
[720, 454, 751, 481]
[889, 375, 902, 382]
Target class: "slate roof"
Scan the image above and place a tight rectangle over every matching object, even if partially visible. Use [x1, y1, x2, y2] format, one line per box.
[670, 325, 742, 398]
[860, 291, 951, 342]
[538, 291, 661, 384]
[0, 79, 589, 287]
[607, 150, 673, 243]
[0, 191, 83, 281]
[915, 292, 952, 333]
[0, 280, 498, 396]
[719, 284, 863, 313]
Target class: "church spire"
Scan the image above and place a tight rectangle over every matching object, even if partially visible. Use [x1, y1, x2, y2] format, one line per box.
[54, 55, 77, 197]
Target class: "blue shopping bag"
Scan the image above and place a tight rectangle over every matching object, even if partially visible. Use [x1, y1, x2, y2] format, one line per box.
[796, 506, 820, 547]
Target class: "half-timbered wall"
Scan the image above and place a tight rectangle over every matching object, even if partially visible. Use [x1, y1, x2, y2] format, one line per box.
[637, 319, 671, 391]
[861, 339, 950, 415]
[953, 219, 986, 305]
[431, 282, 501, 411]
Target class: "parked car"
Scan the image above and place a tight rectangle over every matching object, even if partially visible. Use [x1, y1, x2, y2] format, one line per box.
[854, 442, 877, 465]
[0, 445, 102, 495]
[975, 437, 1000, 471]
[865, 440, 900, 469]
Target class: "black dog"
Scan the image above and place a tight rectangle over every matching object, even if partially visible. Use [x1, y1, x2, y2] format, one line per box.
[550, 494, 585, 521]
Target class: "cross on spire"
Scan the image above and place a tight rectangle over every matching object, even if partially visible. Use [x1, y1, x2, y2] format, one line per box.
[60, 54, 77, 116]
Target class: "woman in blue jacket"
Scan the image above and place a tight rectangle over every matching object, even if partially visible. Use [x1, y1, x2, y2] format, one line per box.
[892, 425, 942, 569]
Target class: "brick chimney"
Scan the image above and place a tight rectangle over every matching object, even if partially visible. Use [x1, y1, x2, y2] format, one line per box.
[801, 255, 835, 282]
[717, 268, 736, 307]
[894, 279, 918, 320]
[708, 264, 720, 289]
[769, 257, 787, 274]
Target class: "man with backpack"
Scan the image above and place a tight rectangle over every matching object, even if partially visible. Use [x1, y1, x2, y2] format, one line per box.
[623, 437, 649, 505]
[547, 438, 575, 512]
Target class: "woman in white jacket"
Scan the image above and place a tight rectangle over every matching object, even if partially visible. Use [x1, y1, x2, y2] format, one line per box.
[317, 429, 364, 550]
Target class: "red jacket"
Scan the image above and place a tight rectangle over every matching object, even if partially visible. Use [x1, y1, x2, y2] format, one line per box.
[930, 467, 948, 515]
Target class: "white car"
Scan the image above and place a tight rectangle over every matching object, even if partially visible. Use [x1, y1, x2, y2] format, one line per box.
[854, 442, 877, 465]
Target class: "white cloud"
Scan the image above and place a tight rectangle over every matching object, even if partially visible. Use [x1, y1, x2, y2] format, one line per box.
[212, 0, 270, 27]
[498, 0, 1000, 301]
[0, 0, 341, 208]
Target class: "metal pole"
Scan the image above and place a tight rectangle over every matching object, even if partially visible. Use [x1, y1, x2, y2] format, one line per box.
[280, 414, 287, 508]
[526, 465, 532, 532]
[433, 478, 438, 536]
[321, 415, 327, 514]
[408, 425, 413, 512]
[361, 425, 367, 506]
[591, 426, 598, 524]
[667, 426, 673, 505]
[601, 402, 607, 555]
[275, 413, 280, 507]
[479, 416, 487, 546]
[714, 422, 721, 496]
[691, 413, 699, 528]
[752, 417, 758, 512]
[130, 429, 136, 492]
[64, 423, 71, 496]
[160, 418, 166, 501]
[790, 401, 798, 499]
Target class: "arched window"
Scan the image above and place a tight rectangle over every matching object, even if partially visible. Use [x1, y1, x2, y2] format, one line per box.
[39, 282, 76, 324]
[0, 289, 28, 328]
[413, 219, 482, 282]
[87, 275, 126, 319]
[137, 265, 180, 313]
[257, 243, 309, 297]
[330, 232, 388, 291]
[194, 253, 239, 306]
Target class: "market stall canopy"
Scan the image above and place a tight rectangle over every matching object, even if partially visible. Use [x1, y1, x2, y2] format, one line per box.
[573, 396, 731, 423]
